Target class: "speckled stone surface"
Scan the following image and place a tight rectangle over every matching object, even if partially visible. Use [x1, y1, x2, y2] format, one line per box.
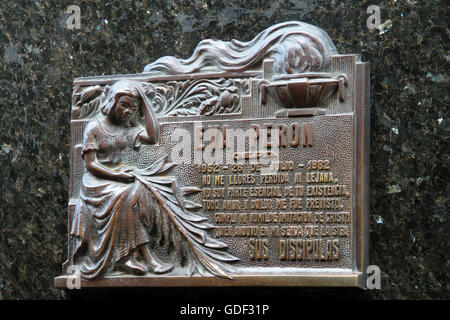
[0, 0, 447, 300]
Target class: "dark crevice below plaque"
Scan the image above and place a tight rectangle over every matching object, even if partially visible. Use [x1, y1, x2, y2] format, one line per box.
[55, 21, 370, 289]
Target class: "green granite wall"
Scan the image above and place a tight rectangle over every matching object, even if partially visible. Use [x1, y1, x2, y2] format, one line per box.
[0, 0, 447, 299]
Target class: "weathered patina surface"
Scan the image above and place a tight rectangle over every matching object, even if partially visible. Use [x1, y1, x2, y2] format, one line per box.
[54, 21, 370, 288]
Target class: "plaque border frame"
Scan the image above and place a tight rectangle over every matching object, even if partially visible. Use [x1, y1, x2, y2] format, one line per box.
[55, 59, 370, 289]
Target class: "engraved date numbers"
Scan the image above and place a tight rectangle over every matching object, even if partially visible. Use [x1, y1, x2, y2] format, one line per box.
[307, 160, 330, 170]
[197, 163, 220, 174]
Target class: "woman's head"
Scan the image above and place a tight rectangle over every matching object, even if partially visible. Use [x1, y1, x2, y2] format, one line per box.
[101, 80, 145, 126]
[113, 94, 139, 124]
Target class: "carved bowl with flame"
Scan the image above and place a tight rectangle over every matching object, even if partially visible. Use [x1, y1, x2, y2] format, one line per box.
[264, 73, 348, 108]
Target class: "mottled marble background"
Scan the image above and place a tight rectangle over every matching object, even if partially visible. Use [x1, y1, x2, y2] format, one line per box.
[0, 0, 447, 299]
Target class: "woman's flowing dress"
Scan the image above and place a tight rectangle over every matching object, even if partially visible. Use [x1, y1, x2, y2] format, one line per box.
[70, 119, 151, 279]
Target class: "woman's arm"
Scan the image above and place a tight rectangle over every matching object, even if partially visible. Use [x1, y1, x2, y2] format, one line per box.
[84, 151, 134, 183]
[137, 88, 160, 145]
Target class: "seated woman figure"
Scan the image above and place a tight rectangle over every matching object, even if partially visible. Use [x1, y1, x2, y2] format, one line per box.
[70, 80, 172, 279]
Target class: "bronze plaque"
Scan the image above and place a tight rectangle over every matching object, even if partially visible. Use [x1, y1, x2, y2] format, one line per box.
[55, 21, 370, 288]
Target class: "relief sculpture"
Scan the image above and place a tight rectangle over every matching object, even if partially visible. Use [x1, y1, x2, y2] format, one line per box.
[69, 80, 238, 280]
[57, 21, 370, 288]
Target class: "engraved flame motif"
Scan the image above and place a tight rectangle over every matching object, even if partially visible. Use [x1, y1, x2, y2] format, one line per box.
[143, 21, 337, 75]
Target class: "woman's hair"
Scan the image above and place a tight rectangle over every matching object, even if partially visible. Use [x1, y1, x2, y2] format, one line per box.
[101, 80, 145, 126]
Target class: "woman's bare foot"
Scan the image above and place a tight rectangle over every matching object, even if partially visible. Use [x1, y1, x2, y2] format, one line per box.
[148, 259, 173, 274]
[141, 245, 173, 274]
[117, 257, 146, 275]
